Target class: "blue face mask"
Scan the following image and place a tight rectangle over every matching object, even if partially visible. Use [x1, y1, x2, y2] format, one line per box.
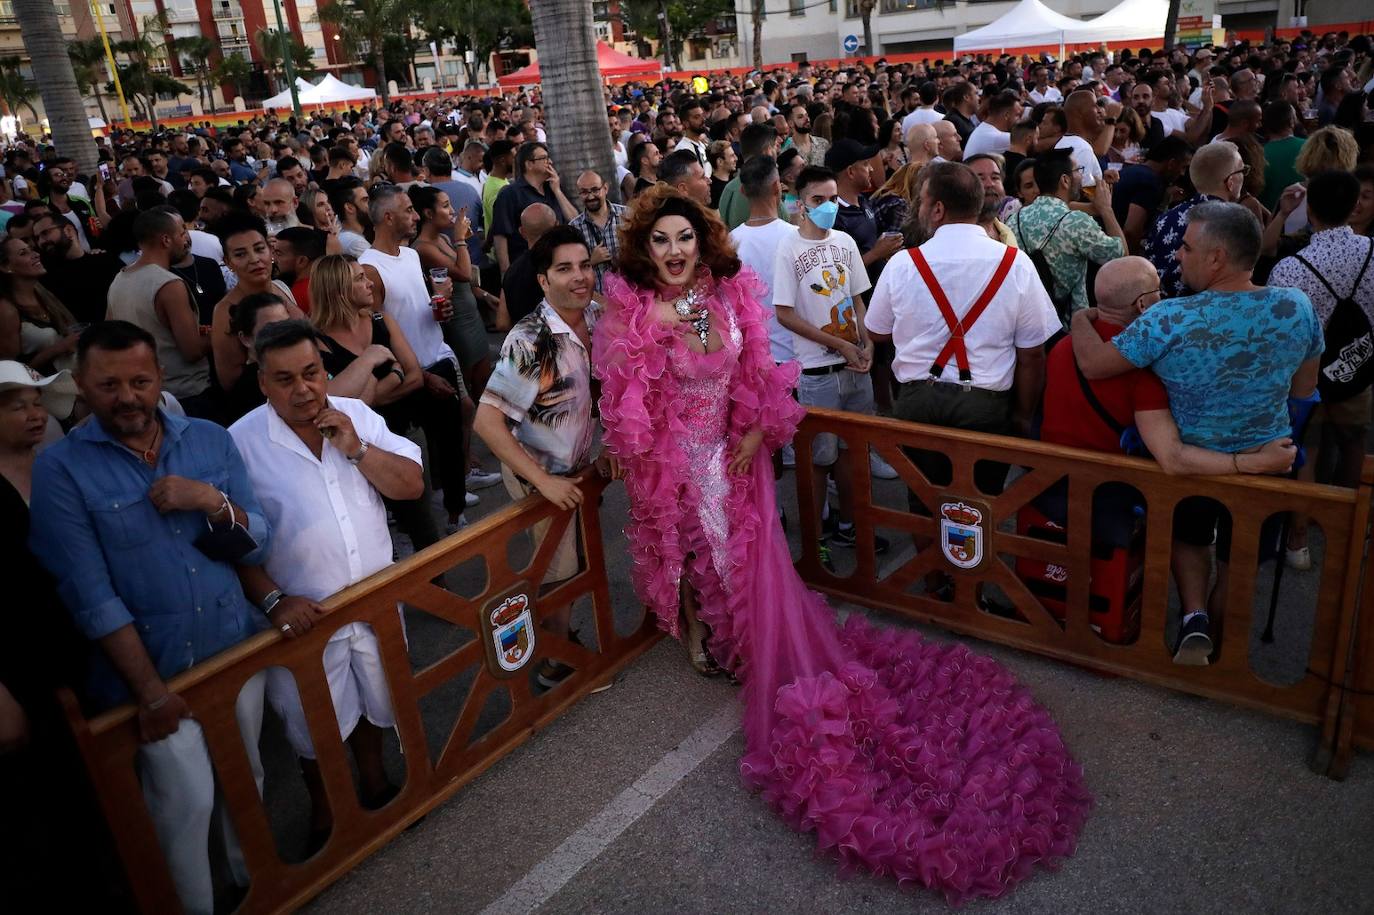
[806, 200, 839, 231]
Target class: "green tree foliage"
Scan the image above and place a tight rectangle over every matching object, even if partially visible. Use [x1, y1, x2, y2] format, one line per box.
[254, 28, 318, 94]
[0, 57, 39, 122]
[173, 35, 216, 115]
[317, 0, 411, 106]
[411, 0, 533, 87]
[68, 38, 112, 124]
[212, 52, 252, 105]
[622, 0, 733, 69]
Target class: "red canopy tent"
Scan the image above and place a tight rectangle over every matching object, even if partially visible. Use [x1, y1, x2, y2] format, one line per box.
[497, 41, 662, 86]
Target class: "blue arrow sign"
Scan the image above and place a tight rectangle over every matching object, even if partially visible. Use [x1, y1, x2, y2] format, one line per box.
[843, 34, 860, 54]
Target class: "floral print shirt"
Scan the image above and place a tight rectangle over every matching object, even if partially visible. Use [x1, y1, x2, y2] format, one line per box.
[1012, 196, 1123, 314]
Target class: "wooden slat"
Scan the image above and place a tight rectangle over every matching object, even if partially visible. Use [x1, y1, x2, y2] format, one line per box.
[61, 470, 662, 914]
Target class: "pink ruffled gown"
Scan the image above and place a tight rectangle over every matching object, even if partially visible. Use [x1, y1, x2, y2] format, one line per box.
[593, 268, 1091, 904]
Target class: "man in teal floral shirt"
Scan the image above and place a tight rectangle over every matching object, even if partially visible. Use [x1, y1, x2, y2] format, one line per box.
[1012, 149, 1126, 317]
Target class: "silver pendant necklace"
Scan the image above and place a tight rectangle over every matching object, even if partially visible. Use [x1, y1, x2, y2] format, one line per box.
[672, 285, 711, 349]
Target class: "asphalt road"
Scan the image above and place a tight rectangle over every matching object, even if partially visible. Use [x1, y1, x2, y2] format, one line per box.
[273, 434, 1374, 915]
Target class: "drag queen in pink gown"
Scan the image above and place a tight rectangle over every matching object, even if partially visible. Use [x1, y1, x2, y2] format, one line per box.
[593, 186, 1091, 903]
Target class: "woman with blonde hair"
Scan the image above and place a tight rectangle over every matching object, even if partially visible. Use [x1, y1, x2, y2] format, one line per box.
[1265, 125, 1361, 253]
[869, 161, 922, 237]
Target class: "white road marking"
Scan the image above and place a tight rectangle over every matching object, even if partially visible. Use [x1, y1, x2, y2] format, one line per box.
[478, 704, 741, 915]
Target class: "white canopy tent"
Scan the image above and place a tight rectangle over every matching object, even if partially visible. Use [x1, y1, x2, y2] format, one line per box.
[1071, 0, 1168, 44]
[953, 0, 1085, 54]
[299, 73, 377, 105]
[261, 77, 316, 110]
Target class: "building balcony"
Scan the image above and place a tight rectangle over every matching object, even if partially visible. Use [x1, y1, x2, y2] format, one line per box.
[213, 3, 243, 21]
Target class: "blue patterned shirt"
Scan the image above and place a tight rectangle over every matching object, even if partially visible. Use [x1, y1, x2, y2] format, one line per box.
[1112, 287, 1325, 451]
[29, 411, 271, 709]
[1143, 193, 1221, 298]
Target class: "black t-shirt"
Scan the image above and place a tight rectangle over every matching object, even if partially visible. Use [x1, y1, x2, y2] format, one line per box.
[835, 196, 881, 283]
[1111, 163, 1165, 228]
[1002, 152, 1027, 196]
[502, 252, 544, 326]
[1139, 114, 1167, 152]
[41, 251, 123, 325]
[170, 254, 228, 325]
[490, 177, 565, 265]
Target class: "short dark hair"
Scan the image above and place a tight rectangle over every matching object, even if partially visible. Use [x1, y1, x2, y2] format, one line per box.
[275, 226, 326, 262]
[739, 155, 780, 200]
[658, 148, 702, 185]
[253, 318, 319, 363]
[77, 320, 156, 366]
[515, 141, 549, 175]
[276, 155, 304, 175]
[229, 291, 288, 337]
[382, 142, 413, 176]
[132, 207, 181, 245]
[924, 161, 984, 221]
[1306, 169, 1361, 226]
[1032, 148, 1076, 194]
[795, 165, 836, 196]
[189, 165, 217, 186]
[214, 210, 268, 248]
[1262, 100, 1297, 135]
[326, 176, 365, 218]
[1145, 135, 1193, 163]
[918, 81, 938, 105]
[422, 146, 452, 177]
[986, 89, 1020, 117]
[167, 188, 201, 223]
[738, 123, 777, 162]
[530, 225, 590, 277]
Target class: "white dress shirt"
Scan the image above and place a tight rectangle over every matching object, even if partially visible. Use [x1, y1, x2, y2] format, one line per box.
[865, 223, 1060, 391]
[900, 107, 944, 137]
[1029, 86, 1063, 105]
[228, 396, 422, 603]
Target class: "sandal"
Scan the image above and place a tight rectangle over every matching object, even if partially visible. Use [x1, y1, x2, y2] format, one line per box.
[686, 622, 724, 677]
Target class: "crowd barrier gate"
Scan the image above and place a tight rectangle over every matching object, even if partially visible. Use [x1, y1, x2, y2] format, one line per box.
[60, 413, 1374, 913]
[792, 408, 1373, 780]
[60, 472, 659, 914]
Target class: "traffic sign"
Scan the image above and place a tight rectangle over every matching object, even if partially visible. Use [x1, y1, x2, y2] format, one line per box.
[843, 34, 860, 54]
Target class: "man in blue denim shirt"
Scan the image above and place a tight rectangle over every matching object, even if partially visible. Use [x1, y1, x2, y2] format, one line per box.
[29, 321, 273, 915]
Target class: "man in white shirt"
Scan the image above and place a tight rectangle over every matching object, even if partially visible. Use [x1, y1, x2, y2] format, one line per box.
[1054, 90, 1107, 189]
[360, 184, 472, 535]
[964, 89, 1022, 159]
[773, 165, 884, 561]
[900, 81, 945, 137]
[1028, 66, 1063, 105]
[677, 98, 713, 179]
[230, 319, 424, 852]
[866, 162, 1059, 502]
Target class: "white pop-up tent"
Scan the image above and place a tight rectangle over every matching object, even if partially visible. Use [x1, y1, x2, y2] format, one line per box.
[261, 77, 316, 110]
[300, 73, 377, 105]
[1071, 0, 1168, 45]
[953, 0, 1085, 54]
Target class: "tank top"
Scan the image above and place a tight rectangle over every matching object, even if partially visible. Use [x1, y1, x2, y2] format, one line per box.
[358, 245, 453, 370]
[106, 263, 210, 399]
[318, 313, 416, 433]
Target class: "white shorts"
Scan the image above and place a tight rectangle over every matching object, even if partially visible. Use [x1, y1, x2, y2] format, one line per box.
[266, 621, 397, 760]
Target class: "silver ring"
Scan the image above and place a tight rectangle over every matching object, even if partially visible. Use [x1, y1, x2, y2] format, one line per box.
[280, 624, 292, 633]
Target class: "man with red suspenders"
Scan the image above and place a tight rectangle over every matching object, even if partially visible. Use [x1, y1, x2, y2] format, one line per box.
[866, 162, 1061, 503]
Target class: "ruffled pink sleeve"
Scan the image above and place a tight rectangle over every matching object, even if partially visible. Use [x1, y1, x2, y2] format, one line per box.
[593, 273, 675, 461]
[718, 269, 804, 452]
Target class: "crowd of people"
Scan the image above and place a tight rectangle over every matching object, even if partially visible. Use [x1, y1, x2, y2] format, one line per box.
[2, 26, 1373, 911]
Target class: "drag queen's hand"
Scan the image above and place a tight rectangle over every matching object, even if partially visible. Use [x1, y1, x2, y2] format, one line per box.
[727, 427, 764, 475]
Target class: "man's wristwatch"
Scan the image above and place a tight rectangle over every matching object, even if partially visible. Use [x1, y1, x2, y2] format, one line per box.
[347, 441, 370, 465]
[260, 589, 284, 615]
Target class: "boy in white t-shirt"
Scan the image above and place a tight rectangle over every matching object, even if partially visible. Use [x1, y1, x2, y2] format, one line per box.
[772, 165, 886, 561]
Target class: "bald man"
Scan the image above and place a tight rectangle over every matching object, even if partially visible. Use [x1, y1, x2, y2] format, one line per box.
[905, 123, 939, 167]
[498, 203, 559, 329]
[1055, 90, 1109, 189]
[260, 177, 299, 234]
[1037, 254, 1295, 548]
[1143, 141, 1246, 297]
[932, 120, 962, 162]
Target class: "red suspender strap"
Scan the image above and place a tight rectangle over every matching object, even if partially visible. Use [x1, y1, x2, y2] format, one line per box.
[907, 245, 1019, 382]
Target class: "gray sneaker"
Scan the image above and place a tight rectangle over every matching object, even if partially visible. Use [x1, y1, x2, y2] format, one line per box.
[1172, 612, 1213, 666]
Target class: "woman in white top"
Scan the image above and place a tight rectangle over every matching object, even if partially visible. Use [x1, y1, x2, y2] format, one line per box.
[0, 238, 79, 374]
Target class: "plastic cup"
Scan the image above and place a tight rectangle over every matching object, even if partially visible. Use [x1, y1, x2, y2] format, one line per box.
[429, 267, 449, 284]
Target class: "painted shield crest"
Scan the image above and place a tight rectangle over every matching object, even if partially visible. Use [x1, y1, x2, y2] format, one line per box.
[490, 592, 535, 673]
[939, 501, 985, 570]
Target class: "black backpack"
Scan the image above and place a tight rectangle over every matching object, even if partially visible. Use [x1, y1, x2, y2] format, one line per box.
[1016, 208, 1074, 325]
[1294, 240, 1374, 404]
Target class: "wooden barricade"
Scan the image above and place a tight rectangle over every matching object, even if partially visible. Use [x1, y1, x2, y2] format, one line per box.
[1338, 461, 1374, 774]
[792, 408, 1374, 777]
[60, 471, 659, 915]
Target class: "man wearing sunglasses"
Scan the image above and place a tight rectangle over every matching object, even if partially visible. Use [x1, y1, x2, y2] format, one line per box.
[1143, 141, 1247, 298]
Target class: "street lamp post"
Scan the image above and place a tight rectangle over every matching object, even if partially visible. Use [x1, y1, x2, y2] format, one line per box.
[271, 0, 303, 120]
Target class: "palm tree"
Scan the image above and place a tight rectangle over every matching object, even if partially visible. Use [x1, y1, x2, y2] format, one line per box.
[527, 0, 618, 202]
[68, 38, 112, 125]
[7, 2, 95, 174]
[317, 0, 412, 107]
[174, 35, 216, 116]
[212, 52, 252, 106]
[0, 58, 39, 123]
[112, 12, 182, 129]
[859, 0, 876, 57]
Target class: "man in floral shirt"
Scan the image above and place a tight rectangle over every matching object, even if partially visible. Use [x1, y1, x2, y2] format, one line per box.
[1143, 141, 1246, 297]
[1011, 149, 1125, 317]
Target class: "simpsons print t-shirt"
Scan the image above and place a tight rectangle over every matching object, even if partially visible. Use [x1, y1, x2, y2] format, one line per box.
[771, 228, 872, 369]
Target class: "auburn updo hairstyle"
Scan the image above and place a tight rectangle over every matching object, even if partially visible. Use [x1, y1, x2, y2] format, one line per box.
[614, 183, 741, 290]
